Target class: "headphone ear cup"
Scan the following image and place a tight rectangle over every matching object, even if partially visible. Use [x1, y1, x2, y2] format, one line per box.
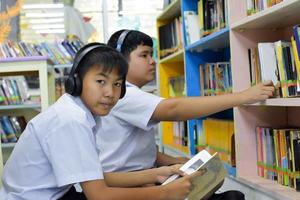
[73, 76, 82, 96]
[65, 77, 76, 95]
[120, 80, 126, 99]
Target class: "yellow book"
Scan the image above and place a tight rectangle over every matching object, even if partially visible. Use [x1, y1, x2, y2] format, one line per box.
[275, 41, 287, 97]
[291, 36, 300, 93]
[198, 0, 204, 37]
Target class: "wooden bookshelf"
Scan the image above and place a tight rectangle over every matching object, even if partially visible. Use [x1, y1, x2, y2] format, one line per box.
[186, 28, 229, 52]
[157, 0, 300, 198]
[231, 0, 300, 30]
[230, 0, 300, 199]
[0, 57, 56, 176]
[159, 49, 184, 64]
[157, 0, 232, 158]
[157, 0, 181, 21]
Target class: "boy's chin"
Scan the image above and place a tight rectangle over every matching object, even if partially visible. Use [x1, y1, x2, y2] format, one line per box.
[92, 109, 112, 116]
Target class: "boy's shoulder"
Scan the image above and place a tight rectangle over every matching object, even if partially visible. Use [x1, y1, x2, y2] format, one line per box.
[33, 94, 94, 129]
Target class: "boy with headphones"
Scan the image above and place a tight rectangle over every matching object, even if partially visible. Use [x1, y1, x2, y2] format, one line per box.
[98, 29, 275, 173]
[0, 43, 197, 200]
[90, 30, 275, 199]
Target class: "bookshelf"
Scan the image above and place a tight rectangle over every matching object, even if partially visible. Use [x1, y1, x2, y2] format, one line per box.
[230, 0, 300, 199]
[156, 0, 232, 159]
[0, 56, 56, 176]
[157, 0, 300, 198]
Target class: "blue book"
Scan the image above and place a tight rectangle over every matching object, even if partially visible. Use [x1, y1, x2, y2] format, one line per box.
[293, 25, 300, 60]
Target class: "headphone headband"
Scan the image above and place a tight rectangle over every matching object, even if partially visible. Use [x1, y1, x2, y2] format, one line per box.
[116, 30, 131, 52]
[70, 44, 103, 76]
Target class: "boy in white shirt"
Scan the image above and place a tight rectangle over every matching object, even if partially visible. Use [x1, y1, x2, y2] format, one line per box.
[0, 43, 197, 200]
[97, 30, 275, 173]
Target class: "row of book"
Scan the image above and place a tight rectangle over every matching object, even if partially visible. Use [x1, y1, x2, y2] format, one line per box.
[158, 17, 183, 59]
[256, 127, 300, 191]
[184, 0, 228, 45]
[173, 121, 188, 147]
[0, 77, 29, 105]
[248, 25, 300, 98]
[0, 115, 26, 144]
[0, 39, 84, 65]
[199, 62, 232, 96]
[201, 118, 235, 166]
[247, 0, 284, 16]
[168, 75, 185, 97]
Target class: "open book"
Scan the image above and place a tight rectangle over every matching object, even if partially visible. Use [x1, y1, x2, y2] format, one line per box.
[162, 150, 227, 200]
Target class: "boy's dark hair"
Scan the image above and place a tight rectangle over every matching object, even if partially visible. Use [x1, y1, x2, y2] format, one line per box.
[107, 30, 153, 59]
[65, 42, 128, 98]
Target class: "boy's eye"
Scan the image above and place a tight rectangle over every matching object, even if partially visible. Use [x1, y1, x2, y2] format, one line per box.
[97, 80, 105, 84]
[115, 82, 123, 87]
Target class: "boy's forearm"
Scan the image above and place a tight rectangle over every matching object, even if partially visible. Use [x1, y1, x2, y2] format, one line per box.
[81, 180, 167, 200]
[154, 93, 244, 121]
[103, 169, 160, 187]
[156, 151, 188, 167]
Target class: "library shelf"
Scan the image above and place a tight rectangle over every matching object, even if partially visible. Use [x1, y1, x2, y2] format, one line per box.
[0, 103, 41, 110]
[231, 0, 300, 30]
[157, 0, 181, 21]
[186, 28, 230, 52]
[159, 49, 184, 64]
[238, 176, 300, 200]
[249, 98, 300, 107]
[1, 143, 16, 149]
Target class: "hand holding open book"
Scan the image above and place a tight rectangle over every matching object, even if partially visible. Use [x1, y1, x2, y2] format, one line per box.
[163, 150, 227, 200]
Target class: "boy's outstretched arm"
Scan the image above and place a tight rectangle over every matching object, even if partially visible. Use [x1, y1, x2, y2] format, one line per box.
[152, 81, 275, 121]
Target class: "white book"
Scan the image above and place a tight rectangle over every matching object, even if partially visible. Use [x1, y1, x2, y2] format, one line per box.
[162, 149, 227, 200]
[258, 43, 279, 86]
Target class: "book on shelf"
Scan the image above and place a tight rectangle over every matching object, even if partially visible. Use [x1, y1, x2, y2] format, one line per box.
[168, 75, 185, 97]
[0, 116, 27, 144]
[256, 127, 300, 191]
[198, 0, 228, 38]
[248, 37, 300, 98]
[203, 118, 235, 166]
[184, 11, 200, 45]
[0, 39, 84, 65]
[158, 17, 183, 59]
[162, 149, 227, 200]
[199, 62, 232, 96]
[246, 0, 283, 16]
[0, 77, 31, 106]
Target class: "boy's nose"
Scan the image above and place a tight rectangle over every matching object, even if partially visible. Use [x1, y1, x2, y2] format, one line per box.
[150, 57, 156, 65]
[103, 85, 114, 97]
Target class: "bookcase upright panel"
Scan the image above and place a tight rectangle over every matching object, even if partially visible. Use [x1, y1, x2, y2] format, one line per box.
[230, 0, 300, 199]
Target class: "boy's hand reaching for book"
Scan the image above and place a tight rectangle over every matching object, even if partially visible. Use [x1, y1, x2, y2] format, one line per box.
[239, 80, 275, 104]
[156, 164, 185, 184]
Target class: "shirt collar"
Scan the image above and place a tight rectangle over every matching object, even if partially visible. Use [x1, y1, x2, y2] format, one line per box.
[68, 94, 96, 129]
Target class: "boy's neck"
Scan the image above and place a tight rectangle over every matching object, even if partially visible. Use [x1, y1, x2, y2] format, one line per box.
[127, 79, 146, 88]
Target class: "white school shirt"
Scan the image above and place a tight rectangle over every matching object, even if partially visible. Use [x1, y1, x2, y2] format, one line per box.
[0, 94, 103, 200]
[96, 82, 163, 172]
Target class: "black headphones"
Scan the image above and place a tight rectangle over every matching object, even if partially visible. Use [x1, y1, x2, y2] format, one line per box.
[116, 30, 132, 52]
[65, 42, 127, 98]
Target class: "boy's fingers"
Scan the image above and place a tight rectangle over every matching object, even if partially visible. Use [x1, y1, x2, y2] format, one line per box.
[188, 168, 206, 179]
[262, 80, 273, 86]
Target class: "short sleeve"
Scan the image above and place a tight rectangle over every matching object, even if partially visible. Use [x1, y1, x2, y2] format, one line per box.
[42, 120, 103, 187]
[112, 87, 163, 130]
